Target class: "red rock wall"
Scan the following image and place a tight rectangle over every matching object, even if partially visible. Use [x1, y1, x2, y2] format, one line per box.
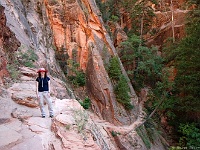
[114, 0, 188, 48]
[43, 0, 134, 125]
[0, 5, 20, 86]
[149, 0, 187, 46]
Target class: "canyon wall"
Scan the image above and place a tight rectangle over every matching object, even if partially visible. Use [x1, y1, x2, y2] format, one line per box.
[0, 0, 189, 149]
[2, 0, 187, 127]
[43, 0, 138, 125]
[0, 5, 20, 86]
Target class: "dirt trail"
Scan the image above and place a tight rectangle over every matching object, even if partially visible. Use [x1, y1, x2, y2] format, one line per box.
[93, 88, 148, 135]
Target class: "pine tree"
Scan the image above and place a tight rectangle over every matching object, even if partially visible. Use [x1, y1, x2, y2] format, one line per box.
[114, 75, 133, 110]
[173, 0, 200, 116]
[119, 35, 163, 90]
[160, 0, 200, 146]
[108, 56, 121, 80]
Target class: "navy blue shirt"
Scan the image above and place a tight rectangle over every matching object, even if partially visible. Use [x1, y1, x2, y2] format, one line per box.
[36, 77, 50, 92]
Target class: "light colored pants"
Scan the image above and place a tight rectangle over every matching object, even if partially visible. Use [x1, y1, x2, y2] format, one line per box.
[38, 91, 53, 116]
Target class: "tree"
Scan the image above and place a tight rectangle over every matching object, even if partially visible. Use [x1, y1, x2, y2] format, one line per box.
[172, 0, 200, 117]
[119, 35, 163, 90]
[120, 0, 156, 37]
[114, 75, 133, 110]
[179, 123, 200, 147]
[96, 0, 120, 23]
[119, 34, 141, 79]
[108, 56, 121, 80]
[160, 0, 200, 146]
[108, 56, 133, 110]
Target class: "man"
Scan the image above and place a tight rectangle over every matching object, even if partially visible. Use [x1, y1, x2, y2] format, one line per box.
[36, 68, 54, 118]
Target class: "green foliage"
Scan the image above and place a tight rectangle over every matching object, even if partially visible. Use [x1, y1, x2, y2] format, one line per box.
[178, 123, 200, 147]
[72, 49, 78, 62]
[65, 124, 71, 130]
[108, 56, 121, 80]
[96, 0, 156, 35]
[80, 97, 91, 109]
[143, 118, 163, 146]
[120, 0, 156, 36]
[111, 130, 121, 137]
[73, 109, 88, 133]
[156, 0, 200, 145]
[172, 17, 200, 112]
[6, 64, 20, 80]
[54, 46, 86, 87]
[68, 70, 86, 87]
[136, 126, 151, 149]
[120, 34, 141, 64]
[161, 0, 200, 125]
[96, 0, 120, 23]
[120, 35, 163, 90]
[134, 46, 163, 88]
[110, 15, 119, 22]
[114, 75, 133, 110]
[169, 146, 185, 150]
[107, 56, 133, 110]
[6, 46, 38, 80]
[67, 59, 86, 87]
[145, 67, 175, 115]
[18, 49, 38, 68]
[75, 71, 86, 86]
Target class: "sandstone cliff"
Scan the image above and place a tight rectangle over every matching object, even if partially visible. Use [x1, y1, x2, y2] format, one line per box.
[43, 0, 138, 125]
[0, 0, 171, 149]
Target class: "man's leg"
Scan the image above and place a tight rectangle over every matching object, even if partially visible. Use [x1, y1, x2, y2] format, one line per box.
[44, 91, 54, 117]
[38, 92, 45, 117]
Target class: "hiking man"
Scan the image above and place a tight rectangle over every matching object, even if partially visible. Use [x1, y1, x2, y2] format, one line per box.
[36, 68, 54, 118]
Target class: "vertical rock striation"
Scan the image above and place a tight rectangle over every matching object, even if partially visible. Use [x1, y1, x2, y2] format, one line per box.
[44, 0, 137, 125]
[0, 5, 20, 85]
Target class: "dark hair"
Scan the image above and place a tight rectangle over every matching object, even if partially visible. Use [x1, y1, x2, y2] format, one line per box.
[38, 72, 47, 78]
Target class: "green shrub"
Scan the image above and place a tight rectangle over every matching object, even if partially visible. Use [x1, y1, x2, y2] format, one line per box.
[80, 97, 91, 109]
[6, 64, 20, 80]
[111, 130, 121, 137]
[18, 49, 38, 68]
[169, 146, 184, 150]
[65, 124, 70, 130]
[111, 15, 119, 22]
[75, 71, 86, 86]
[136, 126, 151, 149]
[73, 109, 88, 133]
[124, 103, 134, 110]
[107, 56, 133, 110]
[68, 70, 86, 87]
[178, 123, 200, 147]
[108, 56, 121, 80]
[114, 75, 133, 110]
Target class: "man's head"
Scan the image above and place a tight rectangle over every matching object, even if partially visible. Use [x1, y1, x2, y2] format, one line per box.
[37, 68, 47, 77]
[37, 68, 47, 73]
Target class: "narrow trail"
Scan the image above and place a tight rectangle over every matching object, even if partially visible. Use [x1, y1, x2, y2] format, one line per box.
[93, 88, 148, 135]
[0, 80, 148, 150]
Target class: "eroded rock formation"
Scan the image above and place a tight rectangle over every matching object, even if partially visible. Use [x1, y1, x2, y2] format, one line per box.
[0, 0, 189, 149]
[0, 5, 20, 85]
[43, 0, 137, 125]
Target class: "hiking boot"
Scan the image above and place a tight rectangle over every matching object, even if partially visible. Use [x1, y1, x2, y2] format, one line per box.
[42, 115, 45, 118]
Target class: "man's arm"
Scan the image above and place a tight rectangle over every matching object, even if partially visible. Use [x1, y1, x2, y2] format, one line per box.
[48, 80, 51, 93]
